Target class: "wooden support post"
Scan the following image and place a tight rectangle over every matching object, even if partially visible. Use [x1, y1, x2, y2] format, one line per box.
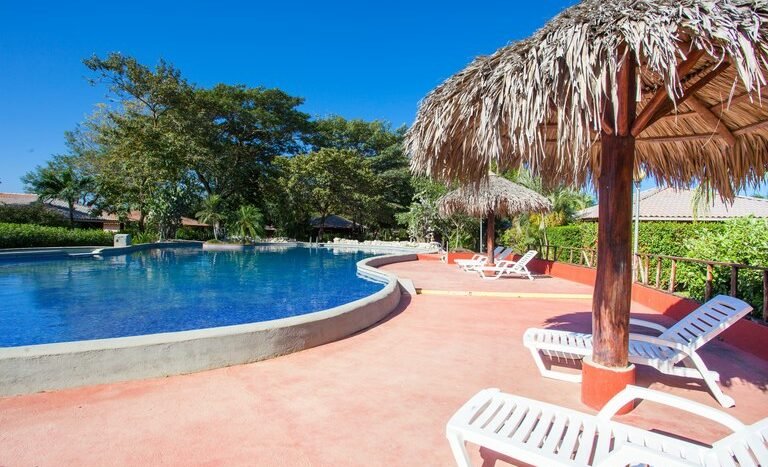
[730, 266, 738, 297]
[591, 54, 636, 369]
[486, 209, 495, 266]
[705, 263, 713, 301]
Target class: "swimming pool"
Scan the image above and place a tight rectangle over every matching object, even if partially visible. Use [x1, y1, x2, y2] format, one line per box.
[0, 245, 384, 347]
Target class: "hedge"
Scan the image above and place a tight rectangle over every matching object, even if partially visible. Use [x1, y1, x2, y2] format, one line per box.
[0, 223, 114, 248]
[544, 221, 725, 257]
[0, 204, 69, 227]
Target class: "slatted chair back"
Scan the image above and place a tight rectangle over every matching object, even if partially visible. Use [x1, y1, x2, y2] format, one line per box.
[660, 295, 752, 350]
[510, 250, 537, 273]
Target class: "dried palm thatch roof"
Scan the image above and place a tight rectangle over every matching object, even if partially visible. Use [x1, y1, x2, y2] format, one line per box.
[407, 0, 768, 199]
[437, 174, 552, 217]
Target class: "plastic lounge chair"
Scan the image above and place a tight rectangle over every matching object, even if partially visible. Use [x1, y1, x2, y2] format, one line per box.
[446, 385, 768, 467]
[455, 246, 504, 268]
[523, 295, 752, 407]
[457, 247, 513, 272]
[475, 250, 538, 280]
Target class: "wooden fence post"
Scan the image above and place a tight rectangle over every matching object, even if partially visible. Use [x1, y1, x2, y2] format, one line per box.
[730, 266, 738, 297]
[705, 263, 713, 301]
[655, 257, 662, 288]
[669, 260, 677, 293]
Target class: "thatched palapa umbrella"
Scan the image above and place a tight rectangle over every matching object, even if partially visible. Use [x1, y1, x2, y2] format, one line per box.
[437, 174, 551, 264]
[407, 0, 768, 407]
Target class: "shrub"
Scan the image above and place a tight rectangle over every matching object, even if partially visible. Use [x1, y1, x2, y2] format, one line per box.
[678, 217, 768, 317]
[0, 223, 114, 248]
[175, 227, 213, 241]
[0, 204, 69, 227]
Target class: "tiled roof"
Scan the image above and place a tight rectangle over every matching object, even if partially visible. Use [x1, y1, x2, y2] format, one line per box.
[0, 193, 208, 227]
[578, 187, 768, 221]
[0, 193, 104, 223]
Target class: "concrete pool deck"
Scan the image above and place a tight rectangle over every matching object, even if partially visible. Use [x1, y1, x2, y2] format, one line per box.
[2, 259, 768, 466]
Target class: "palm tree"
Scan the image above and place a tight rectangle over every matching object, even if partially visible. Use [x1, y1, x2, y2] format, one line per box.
[503, 168, 593, 249]
[24, 167, 92, 226]
[230, 205, 265, 243]
[195, 194, 226, 240]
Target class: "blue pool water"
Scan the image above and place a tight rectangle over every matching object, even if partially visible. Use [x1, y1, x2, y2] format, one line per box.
[0, 245, 385, 347]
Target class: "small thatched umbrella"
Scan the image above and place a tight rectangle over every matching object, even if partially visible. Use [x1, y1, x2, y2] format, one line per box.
[407, 0, 768, 406]
[437, 174, 551, 263]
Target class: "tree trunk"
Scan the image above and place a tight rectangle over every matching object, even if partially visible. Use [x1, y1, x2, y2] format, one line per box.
[318, 213, 327, 242]
[592, 54, 637, 368]
[486, 210, 496, 266]
[68, 201, 75, 227]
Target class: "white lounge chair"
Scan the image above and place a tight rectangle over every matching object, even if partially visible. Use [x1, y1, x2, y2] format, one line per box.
[447, 385, 768, 467]
[456, 247, 512, 272]
[475, 250, 538, 280]
[455, 246, 504, 268]
[523, 295, 752, 407]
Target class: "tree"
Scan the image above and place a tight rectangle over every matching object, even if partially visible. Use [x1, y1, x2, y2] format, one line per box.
[229, 205, 265, 242]
[183, 84, 312, 206]
[81, 54, 194, 230]
[195, 194, 227, 240]
[22, 156, 93, 226]
[307, 117, 413, 232]
[146, 182, 194, 241]
[287, 148, 377, 239]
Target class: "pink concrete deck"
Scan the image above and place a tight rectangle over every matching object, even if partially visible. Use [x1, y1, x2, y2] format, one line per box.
[2, 259, 767, 466]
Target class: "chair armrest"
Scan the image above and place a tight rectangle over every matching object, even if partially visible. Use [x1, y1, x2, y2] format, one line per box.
[597, 385, 745, 432]
[628, 318, 668, 334]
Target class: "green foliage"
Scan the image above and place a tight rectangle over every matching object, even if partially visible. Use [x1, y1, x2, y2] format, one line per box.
[0, 204, 69, 227]
[229, 205, 265, 242]
[395, 177, 480, 249]
[132, 230, 159, 244]
[175, 227, 213, 241]
[499, 168, 594, 250]
[543, 222, 724, 257]
[678, 217, 768, 315]
[307, 117, 412, 231]
[0, 223, 113, 248]
[286, 148, 380, 238]
[146, 183, 194, 240]
[22, 155, 94, 226]
[195, 194, 226, 240]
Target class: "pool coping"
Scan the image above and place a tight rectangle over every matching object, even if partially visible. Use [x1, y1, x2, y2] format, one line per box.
[0, 246, 423, 397]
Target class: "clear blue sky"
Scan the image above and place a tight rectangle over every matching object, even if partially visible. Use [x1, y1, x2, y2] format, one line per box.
[1, 1, 764, 197]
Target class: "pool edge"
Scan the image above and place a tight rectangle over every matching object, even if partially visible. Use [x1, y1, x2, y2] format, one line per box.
[0, 251, 419, 397]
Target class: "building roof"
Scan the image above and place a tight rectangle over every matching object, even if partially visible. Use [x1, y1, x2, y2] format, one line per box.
[0, 193, 209, 227]
[578, 187, 768, 222]
[309, 215, 358, 230]
[0, 193, 104, 223]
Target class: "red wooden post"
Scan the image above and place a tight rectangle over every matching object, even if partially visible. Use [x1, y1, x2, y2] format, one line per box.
[486, 209, 495, 266]
[583, 53, 637, 413]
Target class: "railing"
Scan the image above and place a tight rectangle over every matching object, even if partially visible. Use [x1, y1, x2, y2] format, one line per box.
[534, 243, 768, 321]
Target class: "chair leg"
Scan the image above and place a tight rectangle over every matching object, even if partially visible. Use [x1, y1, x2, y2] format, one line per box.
[446, 431, 473, 467]
[528, 348, 583, 383]
[687, 352, 735, 408]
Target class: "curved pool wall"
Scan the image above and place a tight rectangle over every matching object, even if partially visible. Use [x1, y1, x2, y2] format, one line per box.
[0, 245, 419, 396]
